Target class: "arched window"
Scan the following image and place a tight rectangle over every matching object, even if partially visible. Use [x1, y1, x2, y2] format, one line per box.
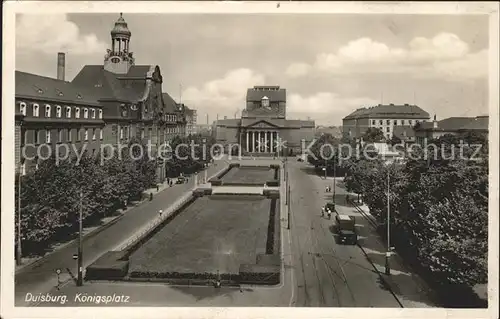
[98, 109, 103, 119]
[56, 105, 62, 118]
[33, 104, 40, 117]
[20, 102, 27, 116]
[83, 108, 89, 119]
[45, 104, 51, 117]
[99, 129, 103, 140]
[91, 109, 96, 119]
[66, 106, 71, 118]
[75, 107, 80, 118]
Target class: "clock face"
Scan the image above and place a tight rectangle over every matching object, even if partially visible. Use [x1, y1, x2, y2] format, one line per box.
[111, 57, 120, 63]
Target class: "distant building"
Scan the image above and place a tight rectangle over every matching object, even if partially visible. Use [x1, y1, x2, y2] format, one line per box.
[183, 106, 197, 136]
[196, 124, 213, 136]
[414, 115, 489, 145]
[213, 86, 315, 155]
[342, 103, 430, 140]
[315, 126, 342, 139]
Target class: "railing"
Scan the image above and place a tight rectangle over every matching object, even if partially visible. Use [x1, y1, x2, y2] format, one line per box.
[117, 192, 193, 251]
[116, 163, 229, 252]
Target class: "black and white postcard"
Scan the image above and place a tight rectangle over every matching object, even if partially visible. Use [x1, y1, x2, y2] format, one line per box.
[1, 2, 498, 319]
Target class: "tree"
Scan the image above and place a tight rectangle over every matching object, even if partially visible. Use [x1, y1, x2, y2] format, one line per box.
[362, 127, 385, 143]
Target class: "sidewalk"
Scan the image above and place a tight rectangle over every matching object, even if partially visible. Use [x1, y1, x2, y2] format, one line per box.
[15, 160, 228, 306]
[354, 201, 437, 308]
[15, 176, 183, 273]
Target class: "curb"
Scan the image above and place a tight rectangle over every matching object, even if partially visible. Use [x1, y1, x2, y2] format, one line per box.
[15, 164, 221, 275]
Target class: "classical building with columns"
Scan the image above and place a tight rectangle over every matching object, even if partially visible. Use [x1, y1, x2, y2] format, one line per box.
[213, 86, 315, 155]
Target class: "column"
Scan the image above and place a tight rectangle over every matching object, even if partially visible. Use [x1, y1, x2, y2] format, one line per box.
[265, 131, 268, 153]
[246, 131, 249, 152]
[252, 131, 255, 153]
[257, 131, 261, 153]
[270, 131, 274, 154]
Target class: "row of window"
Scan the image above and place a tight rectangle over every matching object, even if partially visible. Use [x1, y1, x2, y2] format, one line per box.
[27, 128, 103, 144]
[117, 126, 181, 140]
[371, 119, 421, 126]
[19, 102, 102, 120]
[166, 114, 178, 122]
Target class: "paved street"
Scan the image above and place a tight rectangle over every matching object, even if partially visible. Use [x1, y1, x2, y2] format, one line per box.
[17, 158, 432, 308]
[14, 159, 228, 306]
[287, 160, 403, 307]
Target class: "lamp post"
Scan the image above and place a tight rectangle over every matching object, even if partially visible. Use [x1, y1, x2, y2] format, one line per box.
[16, 163, 22, 266]
[77, 191, 83, 286]
[332, 153, 336, 203]
[385, 168, 391, 276]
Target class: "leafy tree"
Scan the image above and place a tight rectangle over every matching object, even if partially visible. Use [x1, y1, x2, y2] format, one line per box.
[362, 127, 385, 143]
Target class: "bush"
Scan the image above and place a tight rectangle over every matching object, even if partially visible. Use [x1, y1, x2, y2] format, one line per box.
[239, 264, 280, 285]
[266, 180, 279, 187]
[210, 178, 223, 186]
[85, 251, 129, 280]
[263, 189, 280, 198]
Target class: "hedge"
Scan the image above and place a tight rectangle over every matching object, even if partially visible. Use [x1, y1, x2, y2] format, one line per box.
[85, 251, 129, 280]
[263, 189, 280, 198]
[266, 180, 279, 187]
[239, 264, 280, 285]
[210, 179, 223, 186]
[130, 270, 236, 281]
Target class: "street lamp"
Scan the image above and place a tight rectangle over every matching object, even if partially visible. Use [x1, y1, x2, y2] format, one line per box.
[385, 168, 391, 276]
[77, 191, 84, 286]
[16, 163, 22, 266]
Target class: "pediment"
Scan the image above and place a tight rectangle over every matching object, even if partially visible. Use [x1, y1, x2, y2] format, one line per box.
[246, 120, 279, 129]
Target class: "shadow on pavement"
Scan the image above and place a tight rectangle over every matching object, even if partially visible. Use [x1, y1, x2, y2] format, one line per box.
[170, 285, 251, 302]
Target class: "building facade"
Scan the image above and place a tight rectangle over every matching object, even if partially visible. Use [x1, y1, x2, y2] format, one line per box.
[183, 105, 197, 136]
[15, 14, 187, 182]
[213, 86, 315, 155]
[342, 103, 430, 140]
[15, 72, 105, 175]
[414, 115, 489, 145]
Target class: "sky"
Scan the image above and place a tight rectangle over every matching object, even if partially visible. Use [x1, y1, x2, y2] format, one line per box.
[15, 13, 489, 126]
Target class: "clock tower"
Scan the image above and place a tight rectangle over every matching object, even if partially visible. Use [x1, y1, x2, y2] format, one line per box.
[104, 13, 135, 74]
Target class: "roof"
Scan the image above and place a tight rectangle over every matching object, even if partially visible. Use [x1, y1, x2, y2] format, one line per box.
[162, 92, 179, 113]
[246, 87, 286, 102]
[416, 117, 488, 132]
[459, 116, 489, 131]
[344, 104, 430, 120]
[72, 65, 152, 102]
[16, 71, 102, 107]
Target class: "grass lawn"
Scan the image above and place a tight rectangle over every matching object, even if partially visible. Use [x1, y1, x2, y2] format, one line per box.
[222, 167, 275, 184]
[128, 195, 274, 275]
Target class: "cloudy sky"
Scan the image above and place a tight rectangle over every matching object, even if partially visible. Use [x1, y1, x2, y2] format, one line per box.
[16, 13, 489, 125]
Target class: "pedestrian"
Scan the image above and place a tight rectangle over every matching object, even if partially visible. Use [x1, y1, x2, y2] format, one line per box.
[167, 177, 170, 184]
[156, 184, 159, 192]
[169, 180, 173, 187]
[149, 193, 153, 201]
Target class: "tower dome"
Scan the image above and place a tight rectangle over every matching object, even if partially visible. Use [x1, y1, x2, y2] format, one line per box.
[111, 13, 131, 37]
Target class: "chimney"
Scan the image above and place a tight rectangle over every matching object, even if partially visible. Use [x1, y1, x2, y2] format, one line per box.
[57, 52, 65, 81]
[433, 114, 438, 128]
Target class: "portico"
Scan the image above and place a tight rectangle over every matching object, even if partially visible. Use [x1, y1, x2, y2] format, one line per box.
[245, 130, 280, 153]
